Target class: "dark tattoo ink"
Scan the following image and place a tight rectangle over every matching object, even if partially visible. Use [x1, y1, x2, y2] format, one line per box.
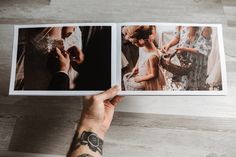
[67, 130, 103, 157]
[67, 131, 81, 157]
[77, 154, 94, 157]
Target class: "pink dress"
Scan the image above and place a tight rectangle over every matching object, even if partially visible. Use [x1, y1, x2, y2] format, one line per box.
[137, 48, 166, 90]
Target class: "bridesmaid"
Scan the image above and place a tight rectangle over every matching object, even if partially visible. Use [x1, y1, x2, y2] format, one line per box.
[123, 25, 166, 90]
[161, 26, 212, 90]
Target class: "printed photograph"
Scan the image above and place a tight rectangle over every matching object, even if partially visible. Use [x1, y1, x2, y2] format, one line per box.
[121, 25, 224, 91]
[13, 25, 112, 91]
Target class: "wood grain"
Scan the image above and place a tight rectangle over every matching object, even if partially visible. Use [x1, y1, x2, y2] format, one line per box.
[0, 0, 236, 157]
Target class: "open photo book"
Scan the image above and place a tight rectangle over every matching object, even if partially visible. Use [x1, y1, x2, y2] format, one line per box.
[9, 23, 227, 96]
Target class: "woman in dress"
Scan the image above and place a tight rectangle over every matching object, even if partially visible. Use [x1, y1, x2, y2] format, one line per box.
[161, 26, 212, 90]
[16, 26, 84, 90]
[206, 27, 222, 90]
[123, 25, 165, 90]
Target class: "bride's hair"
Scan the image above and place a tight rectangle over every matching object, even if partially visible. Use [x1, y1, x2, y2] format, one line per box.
[131, 25, 156, 40]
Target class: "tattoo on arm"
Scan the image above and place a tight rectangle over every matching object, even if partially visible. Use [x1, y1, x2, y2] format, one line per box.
[67, 130, 103, 157]
[77, 154, 94, 157]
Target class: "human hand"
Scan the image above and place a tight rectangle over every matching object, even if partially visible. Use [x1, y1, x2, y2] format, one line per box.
[67, 87, 122, 157]
[134, 76, 142, 83]
[67, 46, 84, 65]
[132, 67, 139, 75]
[161, 44, 170, 53]
[79, 85, 122, 140]
[176, 47, 188, 54]
[55, 47, 70, 74]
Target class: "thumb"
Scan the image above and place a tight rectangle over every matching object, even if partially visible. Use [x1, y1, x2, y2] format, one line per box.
[97, 85, 120, 101]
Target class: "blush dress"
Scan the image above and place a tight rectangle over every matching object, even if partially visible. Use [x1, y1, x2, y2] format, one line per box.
[137, 48, 166, 90]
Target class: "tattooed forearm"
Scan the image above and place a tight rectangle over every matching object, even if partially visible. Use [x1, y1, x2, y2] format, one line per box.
[67, 131, 81, 157]
[77, 154, 94, 157]
[67, 130, 103, 157]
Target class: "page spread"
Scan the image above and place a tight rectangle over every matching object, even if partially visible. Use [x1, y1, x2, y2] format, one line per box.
[9, 23, 227, 95]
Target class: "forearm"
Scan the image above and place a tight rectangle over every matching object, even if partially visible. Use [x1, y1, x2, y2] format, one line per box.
[67, 127, 103, 157]
[167, 37, 179, 48]
[138, 73, 156, 82]
[67, 86, 121, 157]
[133, 62, 138, 70]
[185, 47, 198, 54]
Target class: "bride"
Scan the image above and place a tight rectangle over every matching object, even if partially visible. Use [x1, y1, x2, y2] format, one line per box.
[15, 26, 84, 90]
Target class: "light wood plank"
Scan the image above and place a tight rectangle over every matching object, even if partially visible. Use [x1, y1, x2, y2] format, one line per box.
[0, 0, 236, 156]
[104, 126, 236, 157]
[0, 118, 16, 151]
[0, 151, 64, 157]
[8, 116, 75, 155]
[0, 0, 226, 24]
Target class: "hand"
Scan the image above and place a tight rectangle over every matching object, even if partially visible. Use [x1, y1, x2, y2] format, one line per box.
[161, 44, 170, 53]
[67, 46, 84, 72]
[67, 87, 122, 157]
[67, 46, 84, 65]
[55, 47, 70, 73]
[79, 85, 122, 139]
[134, 76, 142, 83]
[132, 67, 138, 75]
[176, 47, 188, 54]
[157, 49, 163, 58]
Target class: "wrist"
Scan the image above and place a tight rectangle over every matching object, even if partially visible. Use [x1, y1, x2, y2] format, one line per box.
[67, 128, 103, 157]
[60, 66, 69, 74]
[60, 66, 69, 72]
[59, 70, 69, 75]
[78, 125, 105, 140]
[76, 128, 104, 156]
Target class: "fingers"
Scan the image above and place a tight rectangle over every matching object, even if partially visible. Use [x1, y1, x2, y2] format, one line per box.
[104, 101, 115, 129]
[64, 52, 70, 59]
[56, 47, 70, 60]
[110, 96, 123, 107]
[55, 47, 64, 59]
[103, 96, 123, 129]
[175, 48, 182, 53]
[176, 47, 186, 54]
[97, 85, 120, 101]
[161, 46, 167, 53]
[75, 46, 85, 64]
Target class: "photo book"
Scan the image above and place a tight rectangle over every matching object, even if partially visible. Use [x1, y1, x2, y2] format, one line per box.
[9, 22, 227, 95]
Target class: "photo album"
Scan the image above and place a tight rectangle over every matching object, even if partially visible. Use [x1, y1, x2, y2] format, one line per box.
[9, 23, 227, 95]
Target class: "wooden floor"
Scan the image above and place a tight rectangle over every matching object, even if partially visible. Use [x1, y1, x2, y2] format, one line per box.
[0, 0, 236, 157]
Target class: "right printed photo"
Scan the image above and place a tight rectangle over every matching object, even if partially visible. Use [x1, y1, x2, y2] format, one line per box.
[121, 24, 225, 92]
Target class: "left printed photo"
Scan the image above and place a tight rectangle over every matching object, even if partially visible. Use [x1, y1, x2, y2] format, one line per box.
[10, 24, 113, 95]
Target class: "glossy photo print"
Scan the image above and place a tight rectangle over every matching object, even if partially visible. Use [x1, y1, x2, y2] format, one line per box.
[119, 23, 227, 95]
[10, 23, 115, 95]
[10, 23, 227, 96]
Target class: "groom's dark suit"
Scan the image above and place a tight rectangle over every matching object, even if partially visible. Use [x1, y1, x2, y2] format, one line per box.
[49, 26, 111, 90]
